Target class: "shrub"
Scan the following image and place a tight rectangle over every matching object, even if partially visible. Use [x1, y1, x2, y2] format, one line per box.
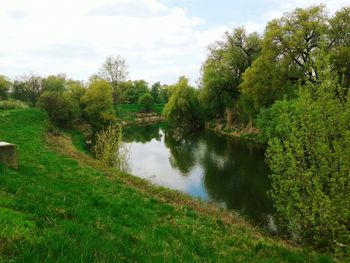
[266, 74, 350, 254]
[138, 93, 154, 112]
[256, 99, 296, 143]
[93, 124, 129, 172]
[0, 100, 29, 110]
[81, 80, 116, 129]
[37, 91, 80, 128]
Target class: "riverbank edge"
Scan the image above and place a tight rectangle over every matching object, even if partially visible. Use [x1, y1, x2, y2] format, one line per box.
[205, 120, 264, 144]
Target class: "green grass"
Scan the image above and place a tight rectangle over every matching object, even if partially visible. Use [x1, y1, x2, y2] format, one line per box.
[116, 104, 164, 121]
[0, 108, 335, 262]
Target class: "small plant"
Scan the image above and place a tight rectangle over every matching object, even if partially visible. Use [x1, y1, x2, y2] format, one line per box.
[93, 124, 129, 172]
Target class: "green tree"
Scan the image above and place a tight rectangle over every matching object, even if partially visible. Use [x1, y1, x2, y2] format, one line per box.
[200, 27, 261, 127]
[81, 80, 116, 129]
[12, 75, 43, 106]
[42, 74, 67, 93]
[151, 82, 161, 103]
[0, 75, 11, 100]
[266, 72, 350, 253]
[138, 93, 154, 112]
[99, 55, 129, 104]
[241, 5, 328, 114]
[163, 77, 202, 129]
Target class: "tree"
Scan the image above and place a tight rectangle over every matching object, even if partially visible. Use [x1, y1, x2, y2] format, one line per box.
[99, 55, 129, 104]
[81, 80, 116, 129]
[266, 72, 350, 252]
[0, 75, 11, 100]
[200, 27, 261, 127]
[138, 93, 154, 112]
[151, 82, 161, 103]
[163, 77, 202, 129]
[241, 5, 328, 113]
[38, 91, 80, 128]
[12, 75, 43, 106]
[42, 74, 66, 93]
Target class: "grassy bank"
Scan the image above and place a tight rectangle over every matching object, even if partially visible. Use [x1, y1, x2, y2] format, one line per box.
[0, 108, 333, 262]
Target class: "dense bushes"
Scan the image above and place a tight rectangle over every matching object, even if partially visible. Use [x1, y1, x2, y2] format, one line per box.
[37, 91, 80, 128]
[266, 74, 350, 254]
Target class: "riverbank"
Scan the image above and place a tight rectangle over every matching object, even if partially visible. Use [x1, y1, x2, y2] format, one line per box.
[117, 103, 164, 126]
[0, 108, 334, 262]
[206, 119, 264, 143]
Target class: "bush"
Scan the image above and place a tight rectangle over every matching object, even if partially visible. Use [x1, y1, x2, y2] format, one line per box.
[37, 91, 80, 128]
[138, 93, 154, 112]
[81, 80, 116, 129]
[256, 99, 296, 143]
[266, 74, 350, 254]
[93, 124, 128, 171]
[0, 100, 29, 110]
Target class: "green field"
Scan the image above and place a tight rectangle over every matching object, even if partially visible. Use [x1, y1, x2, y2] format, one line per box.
[0, 108, 333, 262]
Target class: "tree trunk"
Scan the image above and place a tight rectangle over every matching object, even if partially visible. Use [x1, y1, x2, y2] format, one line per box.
[226, 107, 234, 129]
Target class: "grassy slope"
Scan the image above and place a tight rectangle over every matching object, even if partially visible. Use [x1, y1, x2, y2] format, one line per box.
[0, 108, 333, 262]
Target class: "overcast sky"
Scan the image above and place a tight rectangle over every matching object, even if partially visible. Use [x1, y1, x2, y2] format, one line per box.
[0, 0, 349, 85]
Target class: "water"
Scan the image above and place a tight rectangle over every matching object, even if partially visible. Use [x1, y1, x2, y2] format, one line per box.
[123, 123, 277, 232]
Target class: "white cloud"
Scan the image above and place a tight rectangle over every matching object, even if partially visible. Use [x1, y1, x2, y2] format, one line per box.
[0, 0, 225, 84]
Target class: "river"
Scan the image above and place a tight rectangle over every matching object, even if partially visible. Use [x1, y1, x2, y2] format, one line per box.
[123, 123, 278, 233]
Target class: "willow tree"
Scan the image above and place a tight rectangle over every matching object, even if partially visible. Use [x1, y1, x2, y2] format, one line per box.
[200, 27, 261, 128]
[241, 5, 328, 113]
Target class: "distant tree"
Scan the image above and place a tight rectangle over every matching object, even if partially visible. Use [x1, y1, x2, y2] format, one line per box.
[0, 75, 11, 100]
[138, 93, 154, 112]
[99, 55, 129, 104]
[119, 80, 149, 104]
[42, 74, 67, 93]
[163, 77, 202, 128]
[151, 82, 161, 103]
[12, 75, 43, 106]
[81, 79, 116, 129]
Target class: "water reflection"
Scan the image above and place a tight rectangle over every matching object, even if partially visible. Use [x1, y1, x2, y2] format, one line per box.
[123, 123, 275, 231]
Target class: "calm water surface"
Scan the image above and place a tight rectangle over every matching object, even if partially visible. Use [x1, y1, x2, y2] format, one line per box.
[123, 123, 278, 232]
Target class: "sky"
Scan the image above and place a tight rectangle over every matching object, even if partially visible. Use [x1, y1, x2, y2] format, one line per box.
[0, 0, 349, 85]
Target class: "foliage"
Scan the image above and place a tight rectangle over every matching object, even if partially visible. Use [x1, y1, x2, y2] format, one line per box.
[138, 93, 154, 112]
[163, 77, 202, 129]
[241, 5, 350, 115]
[200, 27, 261, 124]
[0, 100, 29, 110]
[119, 80, 149, 104]
[12, 75, 43, 106]
[0, 75, 11, 100]
[266, 73, 350, 254]
[99, 55, 129, 104]
[93, 124, 128, 171]
[42, 74, 67, 93]
[37, 91, 80, 128]
[81, 79, 116, 129]
[256, 99, 296, 143]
